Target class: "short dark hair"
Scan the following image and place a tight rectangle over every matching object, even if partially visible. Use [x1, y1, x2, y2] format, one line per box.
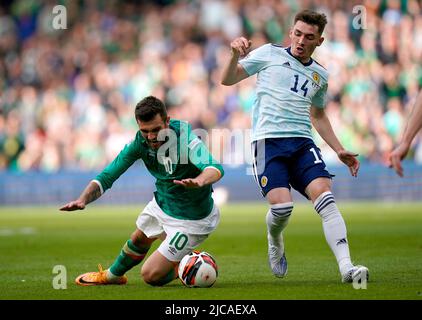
[294, 10, 328, 35]
[135, 96, 167, 122]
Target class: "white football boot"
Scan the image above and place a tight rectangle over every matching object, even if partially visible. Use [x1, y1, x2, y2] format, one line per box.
[341, 265, 369, 283]
[268, 234, 288, 278]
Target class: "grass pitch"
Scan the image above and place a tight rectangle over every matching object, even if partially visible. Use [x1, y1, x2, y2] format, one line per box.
[1, 202, 421, 300]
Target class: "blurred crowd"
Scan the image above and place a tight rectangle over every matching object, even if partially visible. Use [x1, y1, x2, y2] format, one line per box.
[1, 0, 422, 172]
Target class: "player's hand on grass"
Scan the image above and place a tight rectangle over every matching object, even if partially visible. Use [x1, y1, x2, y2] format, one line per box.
[337, 150, 360, 177]
[173, 178, 204, 189]
[59, 200, 86, 211]
[388, 143, 409, 177]
[230, 37, 252, 58]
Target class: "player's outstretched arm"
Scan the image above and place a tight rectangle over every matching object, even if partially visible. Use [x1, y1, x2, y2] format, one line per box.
[389, 92, 422, 177]
[311, 106, 360, 177]
[173, 167, 223, 189]
[221, 37, 251, 86]
[59, 181, 102, 211]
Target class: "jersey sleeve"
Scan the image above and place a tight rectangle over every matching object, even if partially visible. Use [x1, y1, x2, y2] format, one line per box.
[187, 128, 224, 178]
[311, 82, 328, 109]
[94, 136, 142, 193]
[238, 43, 271, 76]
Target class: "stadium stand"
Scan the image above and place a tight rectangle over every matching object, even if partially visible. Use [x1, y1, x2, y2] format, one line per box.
[1, 0, 421, 202]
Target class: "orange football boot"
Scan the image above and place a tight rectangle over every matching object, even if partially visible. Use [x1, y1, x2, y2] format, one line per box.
[75, 264, 127, 286]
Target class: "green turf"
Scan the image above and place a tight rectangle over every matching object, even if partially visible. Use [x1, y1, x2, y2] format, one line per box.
[1, 203, 421, 300]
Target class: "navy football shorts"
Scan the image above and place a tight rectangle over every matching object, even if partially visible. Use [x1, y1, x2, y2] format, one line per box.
[251, 137, 333, 199]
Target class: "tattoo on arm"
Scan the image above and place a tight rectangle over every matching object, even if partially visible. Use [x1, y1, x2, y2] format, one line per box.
[80, 182, 102, 205]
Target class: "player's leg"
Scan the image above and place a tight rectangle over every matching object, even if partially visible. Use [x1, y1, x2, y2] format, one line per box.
[266, 188, 293, 245]
[107, 228, 155, 279]
[266, 187, 293, 277]
[75, 228, 157, 286]
[305, 178, 354, 275]
[75, 200, 163, 286]
[290, 140, 368, 282]
[140, 198, 220, 286]
[141, 230, 209, 286]
[141, 250, 178, 286]
[252, 139, 294, 278]
[305, 178, 369, 283]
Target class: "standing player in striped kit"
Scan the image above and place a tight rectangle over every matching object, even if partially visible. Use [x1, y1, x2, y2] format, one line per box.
[221, 10, 368, 283]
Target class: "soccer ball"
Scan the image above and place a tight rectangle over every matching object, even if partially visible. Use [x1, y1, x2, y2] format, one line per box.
[178, 250, 218, 288]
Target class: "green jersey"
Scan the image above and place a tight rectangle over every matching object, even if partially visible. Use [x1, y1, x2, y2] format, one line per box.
[94, 119, 224, 220]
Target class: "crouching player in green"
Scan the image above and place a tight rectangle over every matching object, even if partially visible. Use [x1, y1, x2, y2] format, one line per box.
[60, 96, 224, 286]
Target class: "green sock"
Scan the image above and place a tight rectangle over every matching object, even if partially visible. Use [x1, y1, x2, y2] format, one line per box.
[109, 240, 149, 276]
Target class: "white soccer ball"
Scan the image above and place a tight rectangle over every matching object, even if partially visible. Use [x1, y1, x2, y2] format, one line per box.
[178, 250, 218, 288]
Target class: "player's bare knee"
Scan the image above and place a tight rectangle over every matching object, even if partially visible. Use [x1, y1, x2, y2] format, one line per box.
[267, 188, 292, 205]
[141, 267, 156, 284]
[141, 267, 165, 286]
[306, 179, 332, 202]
